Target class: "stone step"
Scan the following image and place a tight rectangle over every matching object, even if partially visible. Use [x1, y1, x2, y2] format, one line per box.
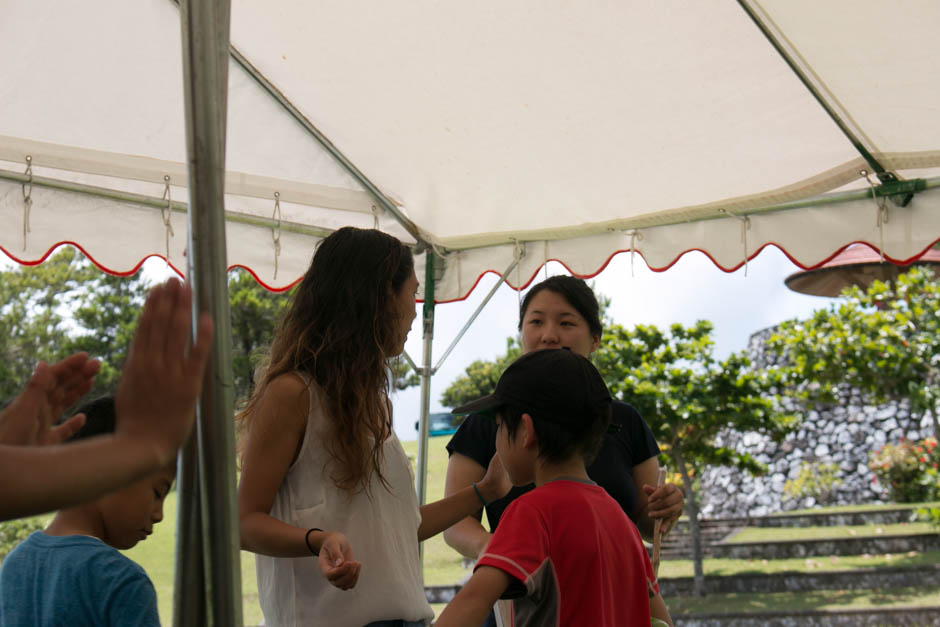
[657, 507, 928, 560]
[711, 533, 940, 560]
[658, 563, 940, 597]
[673, 606, 940, 626]
[753, 506, 921, 528]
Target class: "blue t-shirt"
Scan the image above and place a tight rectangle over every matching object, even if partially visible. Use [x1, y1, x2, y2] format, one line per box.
[0, 532, 160, 627]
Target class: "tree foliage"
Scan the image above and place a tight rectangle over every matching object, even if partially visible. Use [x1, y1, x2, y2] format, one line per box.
[766, 266, 940, 437]
[440, 337, 523, 411]
[0, 255, 419, 409]
[0, 247, 149, 401]
[595, 320, 796, 477]
[594, 319, 797, 595]
[227, 269, 292, 404]
[227, 269, 419, 402]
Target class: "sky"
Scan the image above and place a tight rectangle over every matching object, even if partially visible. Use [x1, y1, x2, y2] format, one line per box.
[390, 246, 837, 442]
[1, 245, 837, 442]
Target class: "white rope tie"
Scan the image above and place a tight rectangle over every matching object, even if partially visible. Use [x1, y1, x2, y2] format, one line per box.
[271, 192, 282, 281]
[161, 176, 175, 264]
[371, 204, 380, 230]
[21, 156, 32, 251]
[861, 170, 888, 262]
[719, 209, 751, 276]
[626, 229, 644, 277]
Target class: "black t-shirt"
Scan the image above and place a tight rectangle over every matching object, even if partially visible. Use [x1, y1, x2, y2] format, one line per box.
[445, 400, 660, 530]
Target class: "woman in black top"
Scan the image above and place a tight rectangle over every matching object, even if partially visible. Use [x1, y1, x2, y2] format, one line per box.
[444, 276, 684, 569]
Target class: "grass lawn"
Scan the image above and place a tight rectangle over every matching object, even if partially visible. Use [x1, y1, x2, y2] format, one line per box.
[90, 434, 939, 623]
[667, 586, 940, 615]
[122, 492, 264, 626]
[658, 550, 940, 578]
[402, 436, 477, 586]
[780, 501, 940, 515]
[726, 521, 937, 543]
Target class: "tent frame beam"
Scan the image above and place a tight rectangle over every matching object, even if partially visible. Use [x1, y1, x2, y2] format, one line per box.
[227, 45, 426, 246]
[0, 168, 337, 240]
[166, 0, 426, 246]
[3, 167, 935, 259]
[432, 255, 521, 374]
[737, 0, 897, 187]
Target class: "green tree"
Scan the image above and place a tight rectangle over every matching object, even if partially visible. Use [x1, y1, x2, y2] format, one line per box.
[766, 266, 940, 439]
[389, 357, 421, 392]
[594, 320, 797, 596]
[0, 247, 148, 401]
[226, 269, 420, 404]
[67, 269, 149, 396]
[227, 269, 293, 405]
[440, 337, 523, 412]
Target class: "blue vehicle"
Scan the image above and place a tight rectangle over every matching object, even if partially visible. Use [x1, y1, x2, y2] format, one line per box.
[414, 412, 459, 437]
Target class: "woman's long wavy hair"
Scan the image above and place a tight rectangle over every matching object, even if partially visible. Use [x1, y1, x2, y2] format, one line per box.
[239, 227, 414, 494]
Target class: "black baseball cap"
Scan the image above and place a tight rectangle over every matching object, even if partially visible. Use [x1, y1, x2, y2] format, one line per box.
[451, 348, 612, 429]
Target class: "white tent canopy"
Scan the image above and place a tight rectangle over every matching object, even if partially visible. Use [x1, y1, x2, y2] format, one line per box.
[3, 2, 940, 624]
[3, 0, 938, 298]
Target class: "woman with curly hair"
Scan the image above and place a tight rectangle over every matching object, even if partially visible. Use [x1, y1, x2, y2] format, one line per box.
[238, 227, 508, 627]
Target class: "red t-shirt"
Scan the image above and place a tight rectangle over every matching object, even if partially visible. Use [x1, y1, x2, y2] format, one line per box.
[476, 479, 658, 627]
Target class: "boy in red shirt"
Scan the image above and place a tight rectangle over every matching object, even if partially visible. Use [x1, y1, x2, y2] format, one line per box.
[436, 348, 672, 627]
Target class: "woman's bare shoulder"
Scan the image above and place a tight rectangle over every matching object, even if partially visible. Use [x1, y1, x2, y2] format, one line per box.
[255, 373, 311, 430]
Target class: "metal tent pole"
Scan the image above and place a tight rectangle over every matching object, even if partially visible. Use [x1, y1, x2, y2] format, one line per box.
[176, 0, 242, 625]
[415, 251, 436, 566]
[173, 435, 207, 626]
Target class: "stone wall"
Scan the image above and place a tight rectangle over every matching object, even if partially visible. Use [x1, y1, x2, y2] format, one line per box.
[698, 327, 935, 519]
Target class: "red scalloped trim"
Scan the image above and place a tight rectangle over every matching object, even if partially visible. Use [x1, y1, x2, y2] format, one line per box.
[427, 237, 940, 304]
[5, 238, 938, 304]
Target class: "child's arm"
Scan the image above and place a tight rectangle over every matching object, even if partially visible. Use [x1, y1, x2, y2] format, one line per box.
[0, 279, 212, 522]
[418, 453, 510, 542]
[435, 566, 512, 627]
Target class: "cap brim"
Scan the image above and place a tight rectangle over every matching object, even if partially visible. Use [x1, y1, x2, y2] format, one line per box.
[451, 394, 505, 416]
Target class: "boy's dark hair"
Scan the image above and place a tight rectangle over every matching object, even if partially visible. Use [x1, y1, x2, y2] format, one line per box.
[498, 403, 608, 466]
[67, 396, 116, 442]
[453, 349, 612, 466]
[518, 275, 603, 338]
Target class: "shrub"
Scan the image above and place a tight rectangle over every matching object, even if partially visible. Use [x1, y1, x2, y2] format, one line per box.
[0, 517, 45, 562]
[869, 437, 939, 503]
[917, 505, 940, 530]
[784, 461, 842, 505]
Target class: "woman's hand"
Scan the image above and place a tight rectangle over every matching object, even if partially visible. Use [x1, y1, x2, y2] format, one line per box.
[477, 453, 512, 505]
[642, 482, 684, 534]
[318, 532, 361, 590]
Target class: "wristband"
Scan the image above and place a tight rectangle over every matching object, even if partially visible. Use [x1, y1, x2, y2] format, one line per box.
[472, 482, 489, 508]
[305, 527, 323, 556]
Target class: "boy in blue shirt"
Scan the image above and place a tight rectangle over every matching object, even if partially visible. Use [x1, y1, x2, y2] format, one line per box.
[0, 396, 172, 626]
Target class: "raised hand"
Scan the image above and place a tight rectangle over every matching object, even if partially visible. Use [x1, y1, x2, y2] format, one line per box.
[477, 453, 512, 504]
[115, 278, 213, 466]
[643, 482, 684, 535]
[0, 353, 100, 446]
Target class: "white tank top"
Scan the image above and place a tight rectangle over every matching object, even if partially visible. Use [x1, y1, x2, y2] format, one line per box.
[255, 378, 432, 627]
